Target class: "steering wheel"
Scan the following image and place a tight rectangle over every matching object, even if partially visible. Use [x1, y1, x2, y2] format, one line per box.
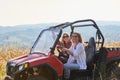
[57, 46, 69, 63]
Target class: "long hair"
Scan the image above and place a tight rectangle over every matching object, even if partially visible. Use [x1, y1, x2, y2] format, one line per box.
[62, 33, 69, 43]
[61, 33, 71, 48]
[71, 32, 82, 43]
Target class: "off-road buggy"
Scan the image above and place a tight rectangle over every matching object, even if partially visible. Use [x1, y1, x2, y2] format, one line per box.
[4, 19, 120, 80]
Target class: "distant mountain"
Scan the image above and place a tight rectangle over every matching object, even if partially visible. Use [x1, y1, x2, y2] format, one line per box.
[97, 21, 120, 26]
[0, 21, 120, 48]
[0, 23, 57, 47]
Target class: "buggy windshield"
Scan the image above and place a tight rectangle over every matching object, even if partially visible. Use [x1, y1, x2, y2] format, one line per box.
[31, 28, 61, 55]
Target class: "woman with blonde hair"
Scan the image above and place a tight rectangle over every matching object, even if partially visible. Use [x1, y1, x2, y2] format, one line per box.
[62, 32, 87, 80]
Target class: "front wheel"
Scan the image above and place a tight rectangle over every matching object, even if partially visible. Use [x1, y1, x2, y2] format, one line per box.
[28, 65, 58, 80]
[107, 65, 120, 80]
[4, 76, 13, 80]
[28, 75, 48, 80]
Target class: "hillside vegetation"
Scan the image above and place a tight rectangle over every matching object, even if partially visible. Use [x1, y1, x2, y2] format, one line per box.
[0, 43, 120, 79]
[104, 42, 120, 48]
[0, 46, 29, 80]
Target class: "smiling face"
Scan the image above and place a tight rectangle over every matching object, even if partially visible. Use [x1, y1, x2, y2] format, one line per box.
[62, 33, 70, 43]
[71, 32, 82, 44]
[71, 33, 79, 43]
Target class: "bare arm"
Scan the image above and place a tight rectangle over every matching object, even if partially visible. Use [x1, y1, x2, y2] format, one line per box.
[62, 48, 73, 56]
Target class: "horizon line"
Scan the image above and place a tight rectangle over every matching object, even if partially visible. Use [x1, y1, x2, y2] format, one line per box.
[0, 20, 120, 27]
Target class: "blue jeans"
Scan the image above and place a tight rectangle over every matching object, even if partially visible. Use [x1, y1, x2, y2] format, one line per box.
[64, 63, 80, 79]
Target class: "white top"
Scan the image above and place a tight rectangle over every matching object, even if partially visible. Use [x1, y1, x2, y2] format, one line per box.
[67, 42, 87, 69]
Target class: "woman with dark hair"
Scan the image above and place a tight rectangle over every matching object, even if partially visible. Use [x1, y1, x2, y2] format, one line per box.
[57, 33, 72, 63]
[60, 33, 72, 49]
[62, 32, 87, 80]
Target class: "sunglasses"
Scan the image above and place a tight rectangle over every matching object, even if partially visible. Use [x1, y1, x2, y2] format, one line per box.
[63, 35, 69, 38]
[71, 35, 78, 38]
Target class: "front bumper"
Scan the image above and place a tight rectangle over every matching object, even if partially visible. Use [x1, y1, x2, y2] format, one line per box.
[6, 62, 18, 77]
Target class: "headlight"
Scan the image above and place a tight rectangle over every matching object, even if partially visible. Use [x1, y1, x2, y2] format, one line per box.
[19, 65, 24, 71]
[18, 63, 29, 71]
[118, 63, 120, 67]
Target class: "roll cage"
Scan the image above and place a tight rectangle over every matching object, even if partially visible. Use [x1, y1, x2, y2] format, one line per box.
[30, 19, 104, 54]
[70, 19, 104, 48]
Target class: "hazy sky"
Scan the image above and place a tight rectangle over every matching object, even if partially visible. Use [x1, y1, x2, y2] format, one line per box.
[0, 0, 120, 26]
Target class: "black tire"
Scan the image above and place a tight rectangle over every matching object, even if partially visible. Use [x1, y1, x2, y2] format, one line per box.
[14, 72, 28, 80]
[4, 76, 13, 80]
[28, 75, 48, 80]
[107, 65, 120, 80]
[28, 65, 58, 80]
